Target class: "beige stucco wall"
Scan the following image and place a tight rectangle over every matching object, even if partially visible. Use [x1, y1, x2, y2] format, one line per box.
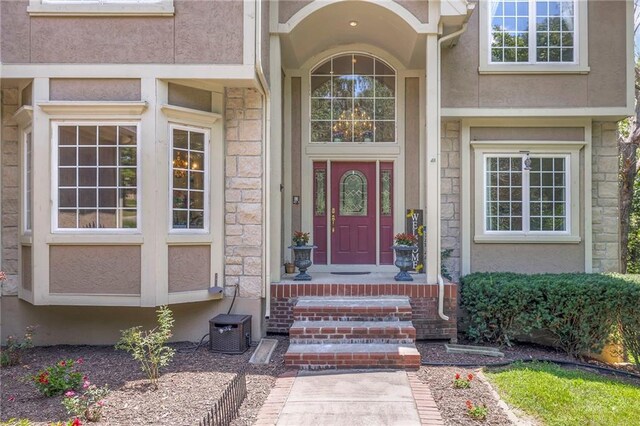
[405, 77, 421, 209]
[168, 83, 212, 112]
[470, 127, 585, 141]
[469, 126, 586, 273]
[21, 245, 32, 291]
[50, 79, 141, 101]
[262, 0, 271, 86]
[442, 1, 628, 109]
[278, 0, 429, 24]
[291, 77, 302, 234]
[1, 296, 264, 345]
[168, 245, 211, 293]
[0, 0, 243, 64]
[49, 246, 141, 295]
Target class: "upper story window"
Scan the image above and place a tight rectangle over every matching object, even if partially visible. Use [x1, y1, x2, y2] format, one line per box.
[480, 0, 588, 73]
[490, 0, 576, 64]
[53, 123, 139, 231]
[310, 53, 396, 143]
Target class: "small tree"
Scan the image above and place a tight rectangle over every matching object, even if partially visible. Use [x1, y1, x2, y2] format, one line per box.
[115, 306, 175, 389]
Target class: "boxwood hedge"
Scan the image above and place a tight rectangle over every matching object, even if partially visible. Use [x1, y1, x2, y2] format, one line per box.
[460, 273, 640, 362]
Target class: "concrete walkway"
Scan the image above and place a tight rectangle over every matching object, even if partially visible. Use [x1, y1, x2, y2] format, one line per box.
[254, 370, 444, 426]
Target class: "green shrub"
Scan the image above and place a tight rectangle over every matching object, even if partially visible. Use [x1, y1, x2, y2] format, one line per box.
[460, 273, 640, 358]
[614, 275, 640, 370]
[115, 306, 175, 389]
[31, 359, 83, 397]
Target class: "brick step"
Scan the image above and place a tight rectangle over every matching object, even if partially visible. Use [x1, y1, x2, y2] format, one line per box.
[284, 343, 421, 370]
[289, 320, 416, 344]
[293, 296, 412, 321]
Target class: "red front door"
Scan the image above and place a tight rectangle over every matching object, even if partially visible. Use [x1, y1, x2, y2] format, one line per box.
[330, 162, 376, 264]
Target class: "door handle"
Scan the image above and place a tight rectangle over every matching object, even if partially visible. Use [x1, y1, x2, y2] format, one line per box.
[331, 208, 336, 233]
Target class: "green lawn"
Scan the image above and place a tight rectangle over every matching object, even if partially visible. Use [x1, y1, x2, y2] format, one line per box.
[484, 362, 640, 426]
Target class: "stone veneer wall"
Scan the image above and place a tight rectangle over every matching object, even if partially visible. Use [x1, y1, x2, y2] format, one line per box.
[1, 85, 20, 296]
[591, 121, 620, 272]
[441, 121, 461, 281]
[224, 88, 265, 298]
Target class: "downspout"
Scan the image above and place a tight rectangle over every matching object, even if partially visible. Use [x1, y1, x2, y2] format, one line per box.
[253, 0, 272, 319]
[436, 21, 469, 321]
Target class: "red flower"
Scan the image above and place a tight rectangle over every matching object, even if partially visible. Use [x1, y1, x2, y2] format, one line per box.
[59, 360, 66, 367]
[466, 400, 473, 410]
[455, 373, 460, 380]
[71, 418, 82, 426]
[76, 357, 84, 365]
[467, 373, 474, 381]
[38, 372, 50, 384]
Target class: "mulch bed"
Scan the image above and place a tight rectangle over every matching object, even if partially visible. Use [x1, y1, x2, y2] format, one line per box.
[1, 335, 289, 425]
[3, 336, 637, 426]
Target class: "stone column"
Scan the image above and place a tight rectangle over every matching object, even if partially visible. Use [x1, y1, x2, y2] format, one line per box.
[591, 121, 620, 272]
[224, 88, 264, 298]
[441, 121, 461, 281]
[1, 85, 20, 295]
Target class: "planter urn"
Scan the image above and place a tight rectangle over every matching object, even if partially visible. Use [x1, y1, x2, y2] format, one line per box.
[391, 245, 417, 281]
[288, 245, 317, 281]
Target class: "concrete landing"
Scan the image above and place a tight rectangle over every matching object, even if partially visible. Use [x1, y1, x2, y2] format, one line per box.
[255, 370, 444, 426]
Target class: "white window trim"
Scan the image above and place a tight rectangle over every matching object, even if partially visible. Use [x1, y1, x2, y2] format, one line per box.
[473, 141, 582, 243]
[23, 128, 34, 234]
[478, 0, 589, 74]
[27, 0, 174, 16]
[51, 121, 142, 233]
[168, 124, 211, 234]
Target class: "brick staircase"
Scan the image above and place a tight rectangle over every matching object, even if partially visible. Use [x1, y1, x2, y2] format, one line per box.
[284, 296, 422, 369]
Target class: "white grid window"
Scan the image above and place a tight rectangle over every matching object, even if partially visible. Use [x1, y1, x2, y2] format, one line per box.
[529, 157, 567, 231]
[485, 154, 569, 233]
[490, 0, 576, 64]
[310, 53, 396, 143]
[54, 124, 139, 230]
[170, 126, 208, 230]
[24, 131, 33, 232]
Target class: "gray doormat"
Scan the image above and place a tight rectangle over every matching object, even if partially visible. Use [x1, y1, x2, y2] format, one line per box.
[249, 338, 279, 364]
[330, 272, 372, 275]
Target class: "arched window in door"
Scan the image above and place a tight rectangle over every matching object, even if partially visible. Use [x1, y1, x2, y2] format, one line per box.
[310, 53, 396, 143]
[339, 170, 368, 216]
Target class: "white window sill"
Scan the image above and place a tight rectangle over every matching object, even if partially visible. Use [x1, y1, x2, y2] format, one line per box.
[478, 64, 590, 75]
[474, 234, 582, 244]
[27, 1, 174, 16]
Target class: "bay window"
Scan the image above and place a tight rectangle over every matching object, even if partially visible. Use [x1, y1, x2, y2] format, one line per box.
[53, 123, 140, 231]
[170, 125, 209, 231]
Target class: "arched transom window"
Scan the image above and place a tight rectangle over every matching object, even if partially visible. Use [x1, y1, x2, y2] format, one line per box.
[310, 53, 396, 143]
